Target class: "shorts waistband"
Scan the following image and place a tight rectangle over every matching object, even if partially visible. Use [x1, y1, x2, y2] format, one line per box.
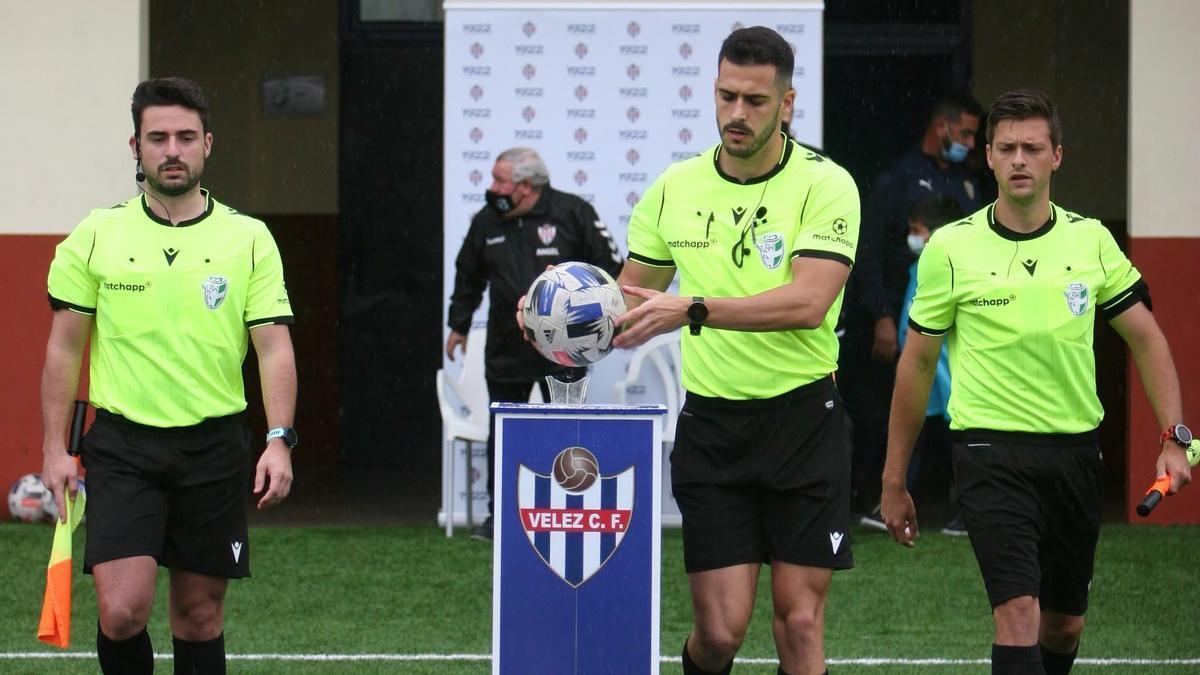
[684, 375, 835, 412]
[94, 408, 245, 436]
[951, 428, 1097, 447]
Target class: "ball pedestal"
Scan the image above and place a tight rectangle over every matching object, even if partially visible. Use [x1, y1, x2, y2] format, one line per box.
[491, 402, 666, 675]
[545, 373, 589, 405]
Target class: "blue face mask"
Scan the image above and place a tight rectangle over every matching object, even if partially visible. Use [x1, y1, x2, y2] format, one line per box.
[941, 139, 969, 163]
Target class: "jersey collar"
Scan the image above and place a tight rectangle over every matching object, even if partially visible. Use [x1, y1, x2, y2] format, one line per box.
[713, 132, 793, 185]
[987, 201, 1057, 241]
[141, 188, 214, 228]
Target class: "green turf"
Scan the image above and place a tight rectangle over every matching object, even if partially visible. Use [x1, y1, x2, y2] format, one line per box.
[1, 522, 1197, 673]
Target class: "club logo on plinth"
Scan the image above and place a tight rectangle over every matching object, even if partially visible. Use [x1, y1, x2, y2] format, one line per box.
[517, 447, 634, 588]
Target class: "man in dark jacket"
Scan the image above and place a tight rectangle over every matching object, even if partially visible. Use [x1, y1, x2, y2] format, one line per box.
[841, 94, 985, 530]
[446, 146, 622, 540]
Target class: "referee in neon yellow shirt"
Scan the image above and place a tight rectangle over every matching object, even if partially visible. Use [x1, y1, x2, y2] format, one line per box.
[881, 90, 1192, 675]
[613, 27, 859, 675]
[40, 77, 297, 674]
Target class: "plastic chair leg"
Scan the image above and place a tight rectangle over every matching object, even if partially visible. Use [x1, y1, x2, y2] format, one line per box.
[445, 440, 455, 537]
[465, 440, 475, 530]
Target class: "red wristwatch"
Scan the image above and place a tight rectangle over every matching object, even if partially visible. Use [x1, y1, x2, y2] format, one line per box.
[1161, 424, 1193, 449]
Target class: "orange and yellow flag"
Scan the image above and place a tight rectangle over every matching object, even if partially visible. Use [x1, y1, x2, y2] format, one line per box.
[37, 490, 85, 648]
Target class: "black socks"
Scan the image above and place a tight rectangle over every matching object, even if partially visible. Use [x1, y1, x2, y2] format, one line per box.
[992, 643, 1045, 675]
[1040, 643, 1079, 675]
[681, 637, 733, 675]
[97, 623, 154, 675]
[172, 632, 226, 675]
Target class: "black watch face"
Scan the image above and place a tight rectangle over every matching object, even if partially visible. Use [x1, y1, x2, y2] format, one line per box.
[688, 302, 708, 323]
[1175, 424, 1193, 445]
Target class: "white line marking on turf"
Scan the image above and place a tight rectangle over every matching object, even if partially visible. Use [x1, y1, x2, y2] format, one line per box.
[2, 652, 1199, 666]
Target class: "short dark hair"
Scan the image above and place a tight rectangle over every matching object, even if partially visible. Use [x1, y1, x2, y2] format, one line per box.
[718, 26, 794, 92]
[908, 196, 964, 232]
[131, 77, 209, 139]
[986, 89, 1061, 147]
[929, 93, 984, 127]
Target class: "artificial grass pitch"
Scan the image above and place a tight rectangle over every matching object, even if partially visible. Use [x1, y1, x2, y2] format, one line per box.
[1, 523, 1196, 673]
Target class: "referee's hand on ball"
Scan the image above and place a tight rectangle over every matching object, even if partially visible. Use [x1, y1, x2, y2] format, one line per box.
[515, 264, 557, 347]
[515, 294, 532, 344]
[611, 286, 682, 350]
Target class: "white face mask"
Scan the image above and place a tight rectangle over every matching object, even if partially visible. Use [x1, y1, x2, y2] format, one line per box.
[907, 233, 926, 255]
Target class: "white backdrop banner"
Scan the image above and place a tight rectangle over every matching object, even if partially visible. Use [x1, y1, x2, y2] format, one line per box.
[442, 1, 824, 404]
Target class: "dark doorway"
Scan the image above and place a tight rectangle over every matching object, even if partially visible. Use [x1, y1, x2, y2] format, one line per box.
[822, 1, 974, 194]
[339, 6, 444, 471]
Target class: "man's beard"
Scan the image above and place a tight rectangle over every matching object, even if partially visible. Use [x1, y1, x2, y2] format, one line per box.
[147, 164, 202, 197]
[722, 106, 781, 159]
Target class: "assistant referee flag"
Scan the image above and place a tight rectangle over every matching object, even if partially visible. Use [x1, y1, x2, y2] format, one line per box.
[37, 490, 85, 648]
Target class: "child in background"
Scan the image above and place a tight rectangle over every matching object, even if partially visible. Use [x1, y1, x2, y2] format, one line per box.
[898, 196, 965, 535]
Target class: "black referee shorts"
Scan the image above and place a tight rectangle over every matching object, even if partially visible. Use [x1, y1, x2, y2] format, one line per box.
[81, 409, 253, 578]
[953, 430, 1103, 615]
[671, 376, 854, 573]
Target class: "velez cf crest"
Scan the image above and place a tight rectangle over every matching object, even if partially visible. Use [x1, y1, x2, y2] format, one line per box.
[202, 275, 228, 310]
[517, 446, 635, 588]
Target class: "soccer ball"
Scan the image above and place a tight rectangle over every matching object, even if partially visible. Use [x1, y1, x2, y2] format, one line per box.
[7, 473, 50, 523]
[42, 477, 85, 523]
[523, 262, 626, 367]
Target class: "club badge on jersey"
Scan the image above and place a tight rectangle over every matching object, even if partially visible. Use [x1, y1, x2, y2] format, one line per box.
[1064, 282, 1089, 317]
[202, 275, 228, 310]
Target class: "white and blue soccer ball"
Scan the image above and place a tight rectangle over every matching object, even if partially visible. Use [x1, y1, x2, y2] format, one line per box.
[7, 473, 50, 523]
[523, 262, 626, 367]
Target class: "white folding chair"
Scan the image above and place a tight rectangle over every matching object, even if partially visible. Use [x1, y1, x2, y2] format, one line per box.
[613, 331, 684, 441]
[613, 331, 686, 526]
[437, 327, 489, 536]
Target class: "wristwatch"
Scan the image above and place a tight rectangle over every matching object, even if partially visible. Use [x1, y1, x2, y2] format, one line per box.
[687, 296, 708, 336]
[266, 426, 299, 449]
[1161, 423, 1193, 449]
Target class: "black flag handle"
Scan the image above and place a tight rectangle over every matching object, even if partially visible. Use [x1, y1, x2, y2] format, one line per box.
[67, 400, 87, 457]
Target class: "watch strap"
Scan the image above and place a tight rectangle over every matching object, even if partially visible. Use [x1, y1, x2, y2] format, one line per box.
[1162, 424, 1191, 448]
[688, 296, 706, 336]
[266, 426, 297, 448]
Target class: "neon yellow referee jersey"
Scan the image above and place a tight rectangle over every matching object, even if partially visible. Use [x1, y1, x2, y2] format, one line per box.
[627, 137, 860, 399]
[47, 191, 293, 428]
[908, 202, 1146, 433]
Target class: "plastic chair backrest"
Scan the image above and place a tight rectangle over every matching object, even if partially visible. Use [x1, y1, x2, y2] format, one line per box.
[437, 327, 490, 442]
[613, 332, 684, 441]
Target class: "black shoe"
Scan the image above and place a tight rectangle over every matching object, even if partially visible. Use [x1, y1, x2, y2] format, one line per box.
[941, 514, 967, 536]
[470, 516, 493, 541]
[859, 505, 887, 532]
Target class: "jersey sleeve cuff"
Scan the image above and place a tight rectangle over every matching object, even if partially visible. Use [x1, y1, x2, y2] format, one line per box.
[791, 249, 853, 268]
[1099, 279, 1152, 320]
[627, 251, 675, 268]
[247, 315, 295, 328]
[908, 317, 948, 336]
[48, 294, 96, 315]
